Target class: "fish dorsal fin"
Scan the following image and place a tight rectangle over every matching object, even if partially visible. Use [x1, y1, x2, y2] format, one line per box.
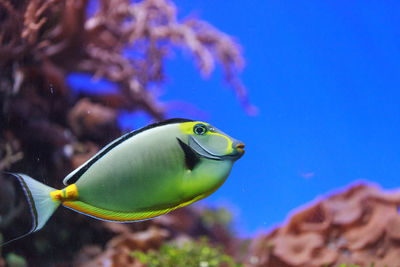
[63, 118, 194, 185]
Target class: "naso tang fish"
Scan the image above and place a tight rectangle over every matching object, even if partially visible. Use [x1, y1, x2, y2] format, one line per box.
[7, 118, 244, 242]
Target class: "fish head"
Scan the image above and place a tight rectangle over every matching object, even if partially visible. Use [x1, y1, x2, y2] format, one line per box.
[177, 121, 245, 202]
[179, 121, 245, 161]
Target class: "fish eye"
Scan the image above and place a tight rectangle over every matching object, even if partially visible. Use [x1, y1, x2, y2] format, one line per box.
[193, 124, 208, 135]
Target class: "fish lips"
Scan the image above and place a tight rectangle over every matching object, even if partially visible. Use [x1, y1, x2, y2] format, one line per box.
[188, 136, 243, 161]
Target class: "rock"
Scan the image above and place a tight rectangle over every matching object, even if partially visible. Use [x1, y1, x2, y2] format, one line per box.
[68, 98, 119, 143]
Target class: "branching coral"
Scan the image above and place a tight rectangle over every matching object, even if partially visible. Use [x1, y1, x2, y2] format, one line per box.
[0, 0, 251, 264]
[0, 0, 252, 185]
[0, 0, 252, 119]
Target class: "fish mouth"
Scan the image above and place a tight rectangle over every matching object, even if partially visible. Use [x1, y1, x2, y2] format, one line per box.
[188, 136, 244, 160]
[231, 142, 245, 160]
[235, 143, 245, 154]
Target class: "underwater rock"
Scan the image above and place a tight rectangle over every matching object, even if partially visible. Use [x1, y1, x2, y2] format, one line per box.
[68, 98, 119, 143]
[245, 184, 400, 267]
[74, 226, 169, 267]
[69, 141, 100, 170]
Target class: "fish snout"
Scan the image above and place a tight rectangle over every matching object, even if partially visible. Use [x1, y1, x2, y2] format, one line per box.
[232, 140, 245, 158]
[236, 143, 245, 153]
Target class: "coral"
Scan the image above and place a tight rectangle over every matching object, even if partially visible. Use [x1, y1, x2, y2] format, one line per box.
[0, 0, 250, 265]
[0, 0, 251, 187]
[3, 1, 400, 267]
[0, 0, 252, 120]
[72, 207, 240, 267]
[68, 98, 119, 141]
[67, 185, 400, 267]
[245, 184, 400, 267]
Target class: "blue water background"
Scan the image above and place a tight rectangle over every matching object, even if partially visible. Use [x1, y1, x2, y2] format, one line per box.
[68, 1, 400, 236]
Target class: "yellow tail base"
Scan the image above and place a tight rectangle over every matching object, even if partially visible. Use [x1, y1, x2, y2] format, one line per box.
[50, 184, 79, 202]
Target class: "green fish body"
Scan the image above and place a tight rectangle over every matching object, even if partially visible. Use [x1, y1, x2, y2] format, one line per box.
[8, 118, 244, 241]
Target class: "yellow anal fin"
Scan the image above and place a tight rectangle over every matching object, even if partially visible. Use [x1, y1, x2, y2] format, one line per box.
[62, 194, 207, 222]
[62, 201, 178, 222]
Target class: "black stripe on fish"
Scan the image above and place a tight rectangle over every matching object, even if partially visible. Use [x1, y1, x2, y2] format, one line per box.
[14, 174, 38, 231]
[177, 138, 200, 171]
[65, 118, 194, 185]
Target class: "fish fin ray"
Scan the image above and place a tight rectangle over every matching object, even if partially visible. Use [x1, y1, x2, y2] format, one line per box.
[62, 201, 177, 222]
[177, 138, 200, 170]
[1, 173, 60, 246]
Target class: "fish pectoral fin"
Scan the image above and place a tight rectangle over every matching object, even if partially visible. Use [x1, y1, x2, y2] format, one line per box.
[62, 201, 177, 222]
[176, 138, 200, 170]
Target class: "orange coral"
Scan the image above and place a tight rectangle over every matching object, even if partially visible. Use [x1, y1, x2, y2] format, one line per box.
[246, 184, 400, 267]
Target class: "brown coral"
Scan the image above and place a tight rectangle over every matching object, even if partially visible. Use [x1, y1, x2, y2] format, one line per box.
[245, 184, 400, 267]
[0, 0, 250, 264]
[72, 207, 238, 267]
[0, 0, 251, 193]
[68, 98, 119, 141]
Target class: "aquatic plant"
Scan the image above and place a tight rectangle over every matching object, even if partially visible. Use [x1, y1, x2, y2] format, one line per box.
[131, 237, 241, 267]
[200, 206, 234, 230]
[4, 253, 27, 267]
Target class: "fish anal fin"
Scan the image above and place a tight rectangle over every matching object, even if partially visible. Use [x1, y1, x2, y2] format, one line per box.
[63, 192, 208, 223]
[62, 201, 177, 222]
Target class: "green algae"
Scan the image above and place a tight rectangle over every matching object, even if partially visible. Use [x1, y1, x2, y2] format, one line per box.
[131, 237, 241, 267]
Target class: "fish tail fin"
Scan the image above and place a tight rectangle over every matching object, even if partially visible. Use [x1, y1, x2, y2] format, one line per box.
[1, 173, 60, 246]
